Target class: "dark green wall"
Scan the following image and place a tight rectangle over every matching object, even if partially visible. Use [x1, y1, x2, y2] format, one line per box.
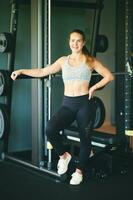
[0, 0, 31, 152]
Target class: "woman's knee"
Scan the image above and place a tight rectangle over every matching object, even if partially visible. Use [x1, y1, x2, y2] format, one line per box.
[46, 121, 55, 138]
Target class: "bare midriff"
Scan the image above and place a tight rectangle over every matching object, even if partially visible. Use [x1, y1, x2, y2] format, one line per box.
[64, 80, 89, 97]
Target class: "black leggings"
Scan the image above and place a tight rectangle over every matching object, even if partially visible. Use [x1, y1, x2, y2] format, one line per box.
[46, 94, 96, 171]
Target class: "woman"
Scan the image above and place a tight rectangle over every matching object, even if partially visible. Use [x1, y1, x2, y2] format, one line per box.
[11, 29, 114, 185]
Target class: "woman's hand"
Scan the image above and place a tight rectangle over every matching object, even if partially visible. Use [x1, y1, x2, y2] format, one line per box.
[11, 70, 22, 80]
[88, 85, 97, 100]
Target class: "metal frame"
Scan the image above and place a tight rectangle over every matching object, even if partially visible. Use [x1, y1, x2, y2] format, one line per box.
[124, 0, 133, 137]
[43, 0, 53, 170]
[51, 0, 104, 10]
[36, 0, 44, 167]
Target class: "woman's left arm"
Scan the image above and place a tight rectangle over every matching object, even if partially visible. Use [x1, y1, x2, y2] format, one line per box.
[92, 58, 114, 90]
[88, 58, 114, 99]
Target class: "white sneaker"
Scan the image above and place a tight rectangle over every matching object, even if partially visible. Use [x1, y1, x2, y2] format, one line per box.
[57, 154, 71, 175]
[70, 172, 83, 185]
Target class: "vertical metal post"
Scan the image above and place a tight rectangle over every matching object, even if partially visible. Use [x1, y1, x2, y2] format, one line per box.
[124, 0, 133, 141]
[44, 0, 48, 157]
[31, 0, 44, 167]
[124, 0, 130, 139]
[47, 0, 52, 170]
[37, 0, 44, 167]
[90, 8, 97, 55]
[90, 0, 104, 56]
[43, 0, 52, 170]
[115, 0, 126, 135]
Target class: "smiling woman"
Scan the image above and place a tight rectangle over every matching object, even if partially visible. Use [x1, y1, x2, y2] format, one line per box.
[11, 29, 114, 185]
[69, 32, 85, 53]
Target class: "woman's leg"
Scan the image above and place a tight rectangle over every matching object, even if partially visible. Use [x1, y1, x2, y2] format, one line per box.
[46, 106, 75, 156]
[46, 105, 76, 175]
[70, 100, 95, 185]
[76, 101, 95, 172]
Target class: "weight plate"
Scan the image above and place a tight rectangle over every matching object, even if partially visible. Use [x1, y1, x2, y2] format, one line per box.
[0, 104, 9, 139]
[96, 34, 108, 53]
[0, 32, 13, 53]
[92, 96, 105, 129]
[0, 70, 10, 96]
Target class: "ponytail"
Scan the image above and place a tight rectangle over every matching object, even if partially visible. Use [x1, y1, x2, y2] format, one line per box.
[82, 45, 91, 56]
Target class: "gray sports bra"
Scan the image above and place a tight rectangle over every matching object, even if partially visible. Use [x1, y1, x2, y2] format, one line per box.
[62, 56, 92, 83]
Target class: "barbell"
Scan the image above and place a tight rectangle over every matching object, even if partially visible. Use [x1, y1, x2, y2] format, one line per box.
[0, 69, 132, 97]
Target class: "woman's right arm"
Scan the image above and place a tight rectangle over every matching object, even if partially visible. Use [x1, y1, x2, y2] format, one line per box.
[11, 57, 63, 80]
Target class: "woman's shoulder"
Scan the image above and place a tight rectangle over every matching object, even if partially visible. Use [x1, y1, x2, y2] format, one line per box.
[60, 55, 69, 60]
[86, 55, 95, 70]
[56, 56, 68, 65]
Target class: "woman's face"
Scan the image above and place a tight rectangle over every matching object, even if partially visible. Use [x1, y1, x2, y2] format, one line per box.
[69, 32, 85, 53]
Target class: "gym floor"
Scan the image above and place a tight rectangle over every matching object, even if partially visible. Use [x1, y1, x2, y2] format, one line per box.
[0, 158, 133, 200]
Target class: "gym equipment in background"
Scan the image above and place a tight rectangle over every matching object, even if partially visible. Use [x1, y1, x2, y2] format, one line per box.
[0, 70, 10, 96]
[1, 0, 133, 182]
[0, 32, 13, 53]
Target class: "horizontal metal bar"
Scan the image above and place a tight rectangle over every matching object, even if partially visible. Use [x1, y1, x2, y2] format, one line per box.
[5, 155, 61, 178]
[111, 72, 131, 75]
[10, 0, 31, 5]
[51, 1, 104, 10]
[53, 72, 131, 77]
[18, 74, 49, 79]
[12, 71, 132, 80]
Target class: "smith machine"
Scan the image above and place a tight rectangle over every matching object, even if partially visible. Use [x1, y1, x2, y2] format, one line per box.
[0, 0, 133, 181]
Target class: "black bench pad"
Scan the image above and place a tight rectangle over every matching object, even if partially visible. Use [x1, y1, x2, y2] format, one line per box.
[63, 127, 125, 146]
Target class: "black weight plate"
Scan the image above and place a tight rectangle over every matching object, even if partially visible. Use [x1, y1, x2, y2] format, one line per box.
[0, 104, 9, 139]
[96, 34, 108, 53]
[0, 70, 10, 96]
[0, 32, 13, 53]
[92, 96, 105, 129]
